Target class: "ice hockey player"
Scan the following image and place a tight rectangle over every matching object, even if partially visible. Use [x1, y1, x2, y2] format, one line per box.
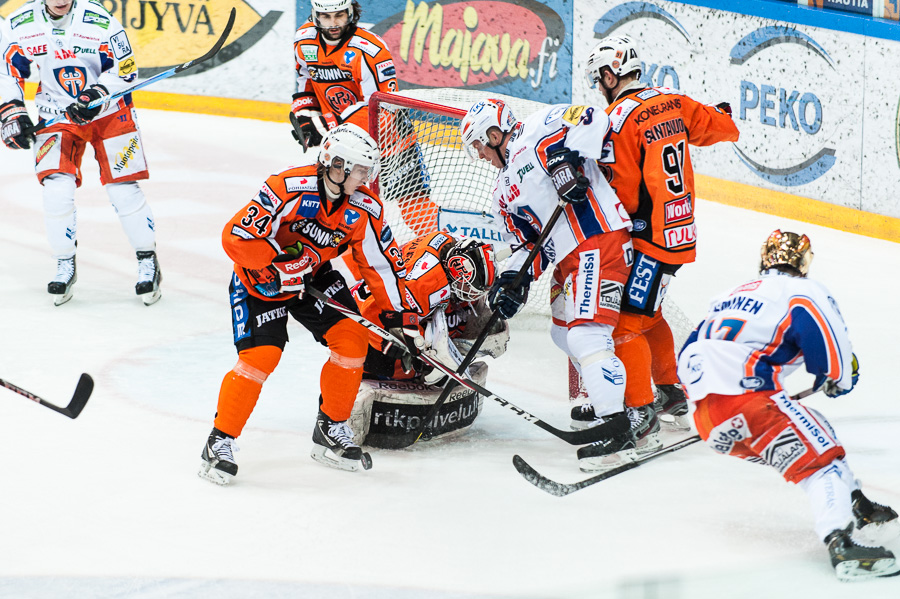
[350, 231, 507, 447]
[460, 98, 652, 473]
[291, 0, 436, 236]
[291, 0, 396, 147]
[678, 230, 900, 582]
[198, 124, 414, 483]
[582, 35, 738, 430]
[0, 0, 162, 306]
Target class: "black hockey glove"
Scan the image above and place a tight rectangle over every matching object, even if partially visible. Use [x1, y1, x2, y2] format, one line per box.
[547, 147, 590, 204]
[0, 100, 35, 150]
[815, 353, 859, 398]
[66, 85, 109, 125]
[488, 270, 531, 320]
[381, 310, 425, 372]
[715, 102, 733, 117]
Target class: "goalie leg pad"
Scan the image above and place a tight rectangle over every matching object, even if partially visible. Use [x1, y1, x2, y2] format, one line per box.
[350, 361, 488, 448]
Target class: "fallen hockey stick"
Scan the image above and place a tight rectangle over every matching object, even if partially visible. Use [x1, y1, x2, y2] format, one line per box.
[403, 198, 570, 446]
[514, 387, 817, 496]
[306, 286, 611, 445]
[25, 8, 236, 136]
[1, 373, 94, 419]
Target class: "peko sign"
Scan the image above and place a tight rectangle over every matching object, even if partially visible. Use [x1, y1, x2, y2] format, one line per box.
[369, 0, 572, 103]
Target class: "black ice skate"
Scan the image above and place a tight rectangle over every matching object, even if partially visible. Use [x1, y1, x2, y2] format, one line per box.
[135, 250, 162, 305]
[852, 489, 900, 545]
[576, 406, 661, 473]
[654, 383, 691, 431]
[576, 411, 634, 473]
[825, 524, 900, 582]
[570, 403, 597, 430]
[198, 428, 239, 485]
[311, 410, 372, 472]
[47, 256, 77, 306]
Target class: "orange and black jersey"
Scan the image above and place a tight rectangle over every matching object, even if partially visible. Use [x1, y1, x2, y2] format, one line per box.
[222, 164, 406, 311]
[601, 87, 739, 264]
[293, 22, 397, 124]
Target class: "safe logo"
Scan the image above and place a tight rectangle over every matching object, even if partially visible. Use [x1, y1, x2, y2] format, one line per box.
[730, 27, 836, 186]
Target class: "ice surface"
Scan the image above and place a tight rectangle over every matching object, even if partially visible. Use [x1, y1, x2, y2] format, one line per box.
[1, 109, 898, 598]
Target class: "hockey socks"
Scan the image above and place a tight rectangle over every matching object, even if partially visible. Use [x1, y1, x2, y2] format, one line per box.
[213, 346, 281, 438]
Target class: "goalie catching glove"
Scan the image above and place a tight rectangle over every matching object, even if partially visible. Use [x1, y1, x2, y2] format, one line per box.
[0, 100, 35, 150]
[66, 85, 109, 125]
[815, 353, 859, 398]
[547, 147, 590, 204]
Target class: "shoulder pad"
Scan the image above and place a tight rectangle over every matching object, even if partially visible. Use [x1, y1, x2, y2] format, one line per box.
[284, 174, 318, 194]
[427, 232, 450, 251]
[608, 98, 641, 134]
[542, 105, 567, 125]
[348, 35, 382, 58]
[348, 192, 382, 219]
[636, 89, 660, 100]
[9, 10, 35, 30]
[295, 25, 318, 42]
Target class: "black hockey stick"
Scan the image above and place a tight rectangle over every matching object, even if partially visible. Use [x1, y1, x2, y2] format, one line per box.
[514, 387, 818, 496]
[306, 286, 610, 445]
[25, 8, 237, 136]
[1, 373, 94, 419]
[402, 198, 570, 446]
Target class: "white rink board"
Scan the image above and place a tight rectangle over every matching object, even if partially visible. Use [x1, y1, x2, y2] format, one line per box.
[573, 0, 900, 219]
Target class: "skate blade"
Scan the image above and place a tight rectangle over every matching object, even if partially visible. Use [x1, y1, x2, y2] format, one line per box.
[569, 419, 595, 431]
[310, 445, 367, 472]
[659, 413, 692, 432]
[856, 519, 900, 546]
[198, 461, 233, 485]
[52, 289, 74, 306]
[634, 433, 664, 456]
[578, 453, 635, 474]
[835, 557, 900, 582]
[140, 288, 162, 306]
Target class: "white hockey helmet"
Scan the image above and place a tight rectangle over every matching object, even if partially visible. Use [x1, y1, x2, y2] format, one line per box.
[442, 238, 496, 302]
[585, 35, 642, 87]
[319, 123, 380, 184]
[459, 99, 518, 161]
[311, 0, 358, 26]
[760, 229, 814, 277]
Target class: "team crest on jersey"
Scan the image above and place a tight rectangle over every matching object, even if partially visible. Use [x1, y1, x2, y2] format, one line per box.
[325, 86, 358, 114]
[54, 67, 87, 98]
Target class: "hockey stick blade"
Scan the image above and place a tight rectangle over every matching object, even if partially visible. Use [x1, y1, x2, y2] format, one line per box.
[306, 286, 608, 445]
[1, 373, 94, 419]
[25, 8, 236, 136]
[513, 435, 703, 497]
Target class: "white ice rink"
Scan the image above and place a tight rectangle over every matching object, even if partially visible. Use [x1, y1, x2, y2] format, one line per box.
[1, 109, 898, 598]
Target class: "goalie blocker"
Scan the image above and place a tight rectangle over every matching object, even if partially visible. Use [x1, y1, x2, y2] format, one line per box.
[350, 361, 488, 449]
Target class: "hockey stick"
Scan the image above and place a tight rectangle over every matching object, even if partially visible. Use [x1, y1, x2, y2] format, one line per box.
[306, 285, 611, 445]
[24, 7, 237, 136]
[1, 373, 94, 419]
[514, 387, 818, 496]
[403, 198, 570, 446]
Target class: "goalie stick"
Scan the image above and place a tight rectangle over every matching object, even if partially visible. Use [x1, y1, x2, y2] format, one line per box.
[306, 286, 612, 446]
[24, 8, 237, 137]
[514, 387, 817, 497]
[1, 374, 94, 419]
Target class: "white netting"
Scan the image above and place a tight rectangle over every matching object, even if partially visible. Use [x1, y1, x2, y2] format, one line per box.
[371, 90, 554, 322]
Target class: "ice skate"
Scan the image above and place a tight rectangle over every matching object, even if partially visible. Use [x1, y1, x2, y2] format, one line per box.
[570, 402, 597, 430]
[135, 250, 162, 305]
[198, 428, 238, 485]
[311, 410, 372, 472]
[852, 490, 900, 546]
[654, 384, 691, 431]
[825, 524, 900, 582]
[576, 406, 661, 473]
[576, 411, 635, 473]
[47, 256, 76, 306]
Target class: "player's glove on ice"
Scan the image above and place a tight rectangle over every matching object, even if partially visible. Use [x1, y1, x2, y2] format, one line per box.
[0, 100, 35, 150]
[547, 147, 589, 204]
[815, 353, 859, 398]
[66, 85, 109, 125]
[488, 270, 530, 320]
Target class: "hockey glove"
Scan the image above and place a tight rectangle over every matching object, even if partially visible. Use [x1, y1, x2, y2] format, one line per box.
[488, 270, 531, 320]
[547, 148, 590, 204]
[381, 310, 425, 373]
[66, 85, 109, 125]
[715, 102, 733, 117]
[290, 108, 337, 150]
[0, 100, 36, 150]
[815, 353, 859, 398]
[270, 253, 312, 296]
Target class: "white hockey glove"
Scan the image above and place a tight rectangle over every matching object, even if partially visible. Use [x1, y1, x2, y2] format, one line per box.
[270, 253, 312, 296]
[423, 310, 469, 384]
